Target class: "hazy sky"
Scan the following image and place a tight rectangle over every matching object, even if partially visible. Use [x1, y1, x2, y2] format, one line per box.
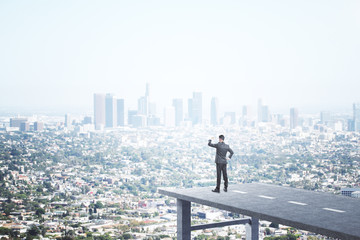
[1, 0, 359, 115]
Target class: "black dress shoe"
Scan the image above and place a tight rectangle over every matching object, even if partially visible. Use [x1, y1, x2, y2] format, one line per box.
[224, 188, 228, 192]
[212, 189, 220, 193]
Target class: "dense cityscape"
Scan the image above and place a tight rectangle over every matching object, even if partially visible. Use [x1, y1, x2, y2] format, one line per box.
[0, 83, 359, 240]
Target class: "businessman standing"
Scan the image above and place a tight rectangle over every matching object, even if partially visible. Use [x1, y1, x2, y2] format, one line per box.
[208, 135, 234, 193]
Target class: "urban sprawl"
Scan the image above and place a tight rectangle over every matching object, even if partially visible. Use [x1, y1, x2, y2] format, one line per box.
[1, 87, 359, 240]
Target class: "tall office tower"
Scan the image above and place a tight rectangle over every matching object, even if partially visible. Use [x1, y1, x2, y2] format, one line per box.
[172, 99, 183, 126]
[138, 96, 148, 116]
[10, 118, 28, 128]
[191, 92, 202, 125]
[34, 122, 44, 131]
[94, 93, 106, 130]
[105, 93, 117, 128]
[290, 108, 299, 129]
[354, 103, 360, 131]
[65, 114, 71, 127]
[20, 122, 30, 132]
[210, 97, 219, 126]
[128, 110, 137, 126]
[117, 99, 125, 127]
[320, 111, 331, 125]
[257, 98, 263, 122]
[164, 106, 175, 127]
[242, 105, 248, 118]
[348, 119, 355, 131]
[261, 105, 270, 122]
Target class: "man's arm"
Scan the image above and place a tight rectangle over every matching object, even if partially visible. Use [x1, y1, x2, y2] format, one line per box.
[228, 146, 234, 159]
[208, 140, 217, 148]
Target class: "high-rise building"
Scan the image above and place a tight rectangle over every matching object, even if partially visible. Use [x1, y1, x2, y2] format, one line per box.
[290, 108, 298, 129]
[20, 122, 30, 132]
[105, 93, 117, 128]
[353, 103, 360, 131]
[138, 83, 150, 117]
[261, 105, 270, 122]
[138, 96, 148, 116]
[164, 106, 175, 127]
[34, 122, 44, 131]
[211, 97, 219, 126]
[10, 118, 27, 128]
[128, 110, 137, 126]
[189, 92, 202, 125]
[94, 93, 106, 130]
[242, 105, 248, 118]
[348, 119, 355, 131]
[65, 114, 71, 127]
[117, 99, 125, 127]
[172, 99, 183, 126]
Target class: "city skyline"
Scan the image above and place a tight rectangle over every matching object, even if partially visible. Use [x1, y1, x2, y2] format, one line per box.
[1, 1, 360, 115]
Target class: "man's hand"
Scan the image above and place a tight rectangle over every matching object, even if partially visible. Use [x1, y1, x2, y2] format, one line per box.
[208, 139, 212, 142]
[226, 157, 230, 161]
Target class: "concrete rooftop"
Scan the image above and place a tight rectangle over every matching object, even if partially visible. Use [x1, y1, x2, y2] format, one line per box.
[159, 183, 360, 240]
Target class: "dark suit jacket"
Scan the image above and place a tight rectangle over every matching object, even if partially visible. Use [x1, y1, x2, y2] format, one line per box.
[208, 140, 234, 164]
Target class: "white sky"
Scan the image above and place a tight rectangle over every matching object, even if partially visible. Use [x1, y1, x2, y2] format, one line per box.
[1, 0, 359, 115]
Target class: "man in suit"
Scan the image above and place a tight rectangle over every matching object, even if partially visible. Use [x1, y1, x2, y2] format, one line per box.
[208, 135, 234, 193]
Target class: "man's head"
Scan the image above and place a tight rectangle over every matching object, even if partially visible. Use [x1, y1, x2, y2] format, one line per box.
[219, 135, 225, 142]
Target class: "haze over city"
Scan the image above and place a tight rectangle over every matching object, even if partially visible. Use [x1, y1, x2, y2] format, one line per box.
[1, 0, 360, 115]
[1, 1, 360, 240]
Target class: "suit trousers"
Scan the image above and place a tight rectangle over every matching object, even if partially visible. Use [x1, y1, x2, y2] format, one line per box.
[216, 163, 228, 190]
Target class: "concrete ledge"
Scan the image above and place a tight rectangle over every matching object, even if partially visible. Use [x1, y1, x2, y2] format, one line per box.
[159, 183, 360, 240]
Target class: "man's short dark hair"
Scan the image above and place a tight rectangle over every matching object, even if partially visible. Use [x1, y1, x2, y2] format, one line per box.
[219, 135, 225, 140]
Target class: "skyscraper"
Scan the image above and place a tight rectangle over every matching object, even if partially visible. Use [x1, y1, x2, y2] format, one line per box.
[211, 97, 219, 126]
[138, 96, 148, 116]
[105, 93, 117, 128]
[128, 110, 137, 126]
[353, 103, 360, 131]
[34, 122, 44, 131]
[65, 114, 71, 127]
[94, 93, 106, 130]
[172, 99, 183, 126]
[261, 105, 270, 122]
[258, 99, 270, 122]
[117, 99, 125, 127]
[10, 118, 28, 128]
[20, 122, 30, 132]
[290, 107, 298, 130]
[242, 105, 248, 118]
[190, 92, 202, 125]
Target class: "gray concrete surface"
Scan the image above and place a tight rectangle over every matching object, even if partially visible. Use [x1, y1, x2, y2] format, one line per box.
[159, 183, 360, 240]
